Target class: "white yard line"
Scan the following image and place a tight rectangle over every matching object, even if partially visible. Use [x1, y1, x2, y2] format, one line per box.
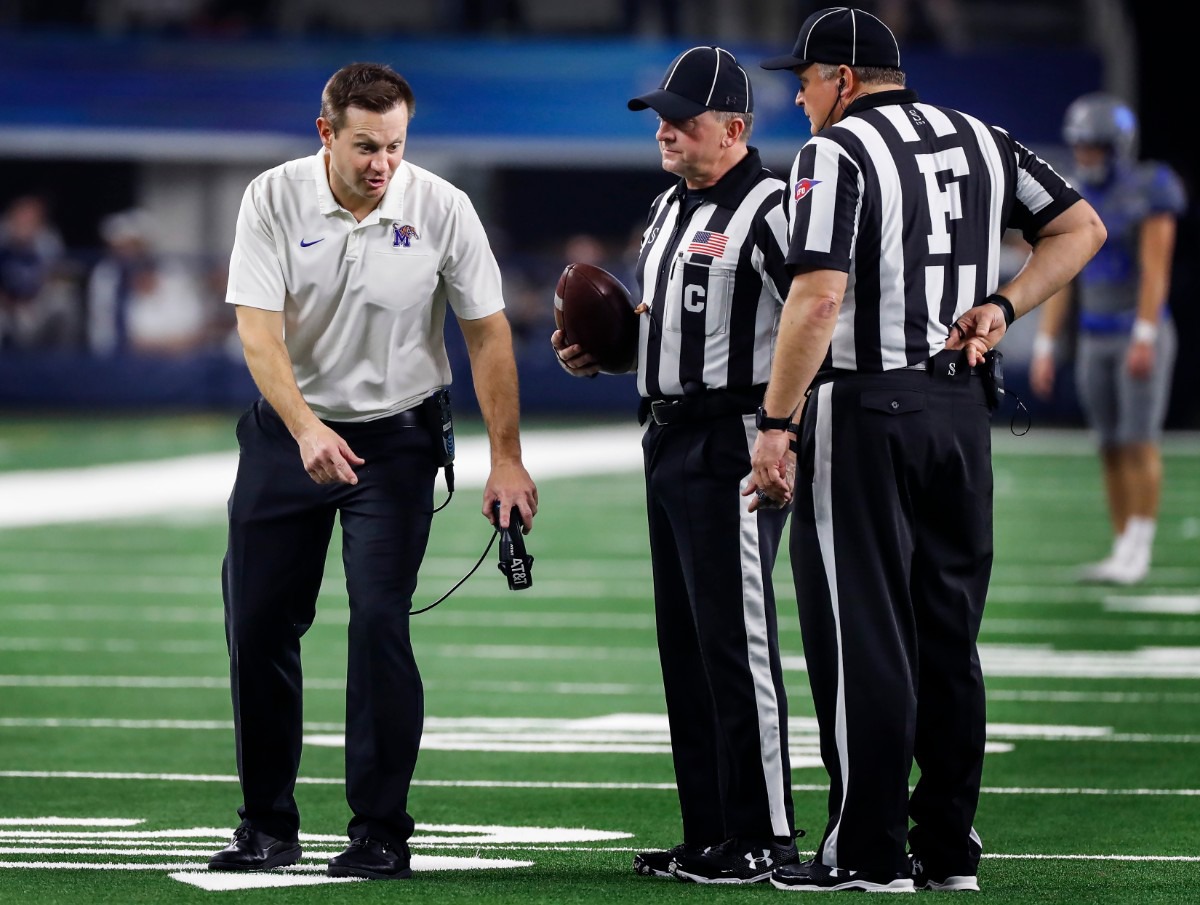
[0, 426, 647, 529]
[4, 771, 1200, 797]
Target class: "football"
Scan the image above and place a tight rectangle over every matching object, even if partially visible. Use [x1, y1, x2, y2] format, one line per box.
[553, 262, 639, 373]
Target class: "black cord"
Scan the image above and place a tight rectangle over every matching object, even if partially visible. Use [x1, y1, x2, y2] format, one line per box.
[430, 463, 455, 513]
[410, 527, 499, 616]
[1008, 390, 1031, 436]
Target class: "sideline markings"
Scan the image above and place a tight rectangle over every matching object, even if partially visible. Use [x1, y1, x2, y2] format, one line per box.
[0, 817, 143, 827]
[3, 674, 1200, 705]
[1104, 595, 1200, 615]
[4, 771, 1200, 796]
[0, 426, 647, 528]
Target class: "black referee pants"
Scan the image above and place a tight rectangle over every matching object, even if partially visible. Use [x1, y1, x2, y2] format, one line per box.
[643, 412, 795, 846]
[792, 362, 991, 878]
[221, 399, 437, 846]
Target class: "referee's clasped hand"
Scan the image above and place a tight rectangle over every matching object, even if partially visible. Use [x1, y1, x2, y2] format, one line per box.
[745, 432, 795, 512]
[945, 303, 1006, 367]
[550, 330, 601, 378]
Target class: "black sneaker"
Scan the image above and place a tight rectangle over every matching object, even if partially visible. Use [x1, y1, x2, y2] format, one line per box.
[670, 836, 799, 884]
[771, 858, 915, 892]
[911, 856, 980, 891]
[633, 842, 705, 878]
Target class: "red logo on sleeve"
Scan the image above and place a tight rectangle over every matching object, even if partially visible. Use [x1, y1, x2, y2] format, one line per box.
[794, 178, 822, 201]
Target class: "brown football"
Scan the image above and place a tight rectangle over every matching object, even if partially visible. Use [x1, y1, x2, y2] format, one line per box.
[553, 262, 639, 372]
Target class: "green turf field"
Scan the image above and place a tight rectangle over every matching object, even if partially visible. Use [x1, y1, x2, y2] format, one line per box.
[1, 414, 1198, 903]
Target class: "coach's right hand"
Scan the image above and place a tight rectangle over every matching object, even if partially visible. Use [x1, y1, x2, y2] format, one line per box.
[297, 422, 364, 485]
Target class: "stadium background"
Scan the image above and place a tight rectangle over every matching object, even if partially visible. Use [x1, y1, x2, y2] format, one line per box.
[0, 0, 1194, 426]
[1, 4, 1198, 903]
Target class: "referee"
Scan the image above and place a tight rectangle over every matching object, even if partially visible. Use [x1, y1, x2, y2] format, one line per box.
[749, 8, 1106, 893]
[553, 46, 799, 884]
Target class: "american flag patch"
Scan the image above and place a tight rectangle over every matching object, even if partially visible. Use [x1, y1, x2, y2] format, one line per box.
[686, 230, 729, 257]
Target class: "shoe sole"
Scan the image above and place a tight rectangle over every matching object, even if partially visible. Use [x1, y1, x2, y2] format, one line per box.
[771, 877, 916, 892]
[633, 854, 678, 878]
[326, 866, 412, 880]
[207, 845, 302, 872]
[920, 876, 980, 891]
[632, 865, 675, 878]
[672, 868, 773, 884]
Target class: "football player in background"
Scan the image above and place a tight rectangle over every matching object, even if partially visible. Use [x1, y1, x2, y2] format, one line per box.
[1029, 93, 1186, 585]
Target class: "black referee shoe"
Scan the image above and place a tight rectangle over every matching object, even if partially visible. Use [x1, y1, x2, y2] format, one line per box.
[632, 842, 707, 878]
[911, 856, 980, 891]
[771, 858, 915, 892]
[669, 836, 799, 884]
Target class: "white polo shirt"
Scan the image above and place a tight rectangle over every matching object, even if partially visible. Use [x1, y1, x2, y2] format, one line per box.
[225, 149, 505, 422]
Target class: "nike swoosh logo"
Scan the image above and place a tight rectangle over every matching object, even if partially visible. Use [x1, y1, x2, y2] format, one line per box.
[299, 238, 325, 248]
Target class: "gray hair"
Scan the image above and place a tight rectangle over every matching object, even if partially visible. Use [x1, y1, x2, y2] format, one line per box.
[816, 62, 906, 87]
[712, 109, 754, 141]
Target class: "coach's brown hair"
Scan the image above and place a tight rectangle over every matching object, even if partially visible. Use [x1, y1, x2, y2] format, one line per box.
[319, 62, 415, 132]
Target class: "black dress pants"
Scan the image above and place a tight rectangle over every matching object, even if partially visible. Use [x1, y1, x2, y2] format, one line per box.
[791, 363, 992, 878]
[221, 398, 436, 845]
[642, 412, 795, 846]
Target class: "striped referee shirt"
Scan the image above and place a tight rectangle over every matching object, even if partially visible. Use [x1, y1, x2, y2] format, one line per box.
[633, 148, 791, 398]
[786, 89, 1082, 372]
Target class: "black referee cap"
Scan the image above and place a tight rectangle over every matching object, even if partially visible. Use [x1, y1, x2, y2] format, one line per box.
[761, 6, 901, 71]
[628, 46, 753, 121]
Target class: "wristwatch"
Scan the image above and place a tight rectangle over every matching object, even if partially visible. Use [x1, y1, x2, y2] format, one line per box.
[755, 406, 791, 432]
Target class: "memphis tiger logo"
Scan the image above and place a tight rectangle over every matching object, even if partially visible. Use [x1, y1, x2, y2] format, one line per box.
[794, 178, 821, 202]
[392, 223, 420, 247]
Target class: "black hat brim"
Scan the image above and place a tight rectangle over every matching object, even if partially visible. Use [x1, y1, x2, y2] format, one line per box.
[628, 90, 710, 121]
[759, 54, 808, 71]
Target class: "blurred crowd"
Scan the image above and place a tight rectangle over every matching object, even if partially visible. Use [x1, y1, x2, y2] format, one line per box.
[0, 189, 640, 366]
[0, 194, 234, 358]
[1, 0, 1086, 48]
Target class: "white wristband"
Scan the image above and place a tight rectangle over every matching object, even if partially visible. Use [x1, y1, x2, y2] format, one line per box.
[1132, 319, 1158, 344]
[1033, 334, 1054, 358]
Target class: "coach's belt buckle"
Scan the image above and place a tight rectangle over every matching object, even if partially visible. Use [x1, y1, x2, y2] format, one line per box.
[650, 399, 683, 425]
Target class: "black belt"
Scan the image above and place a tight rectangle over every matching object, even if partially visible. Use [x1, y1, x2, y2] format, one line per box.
[391, 409, 423, 426]
[320, 406, 423, 430]
[902, 359, 978, 375]
[640, 387, 765, 426]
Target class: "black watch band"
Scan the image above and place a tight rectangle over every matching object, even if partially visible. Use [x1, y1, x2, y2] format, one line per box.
[756, 406, 791, 432]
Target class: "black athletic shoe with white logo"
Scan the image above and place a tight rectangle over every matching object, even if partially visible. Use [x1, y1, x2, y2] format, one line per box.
[633, 842, 706, 878]
[911, 856, 980, 891]
[771, 858, 916, 892]
[669, 836, 799, 884]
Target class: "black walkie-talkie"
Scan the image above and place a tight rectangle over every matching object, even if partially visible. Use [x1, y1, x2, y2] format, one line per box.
[493, 502, 534, 591]
[981, 349, 1006, 411]
[420, 388, 455, 499]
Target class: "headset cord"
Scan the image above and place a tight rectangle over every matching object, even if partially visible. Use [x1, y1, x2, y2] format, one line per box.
[1008, 390, 1031, 436]
[410, 524, 498, 616]
[431, 464, 455, 514]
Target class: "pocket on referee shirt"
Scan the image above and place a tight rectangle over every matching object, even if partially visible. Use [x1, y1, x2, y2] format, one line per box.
[663, 259, 735, 336]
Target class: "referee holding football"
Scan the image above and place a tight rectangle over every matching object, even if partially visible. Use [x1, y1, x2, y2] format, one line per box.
[553, 46, 800, 884]
[749, 8, 1106, 892]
